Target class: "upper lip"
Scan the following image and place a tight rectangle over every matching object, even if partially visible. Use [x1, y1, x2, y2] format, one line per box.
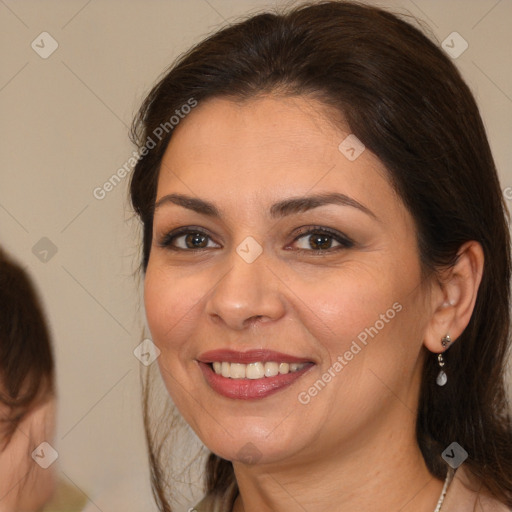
[197, 349, 313, 365]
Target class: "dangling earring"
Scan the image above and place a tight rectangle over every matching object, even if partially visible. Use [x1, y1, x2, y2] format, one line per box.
[436, 334, 451, 386]
[436, 353, 447, 386]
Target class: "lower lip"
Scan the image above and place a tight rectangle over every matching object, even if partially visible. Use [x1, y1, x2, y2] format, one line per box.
[198, 362, 313, 400]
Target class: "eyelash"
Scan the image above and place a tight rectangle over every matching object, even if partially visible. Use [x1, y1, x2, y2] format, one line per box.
[158, 225, 354, 255]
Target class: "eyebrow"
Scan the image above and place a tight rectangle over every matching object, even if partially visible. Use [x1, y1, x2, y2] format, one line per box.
[154, 192, 377, 220]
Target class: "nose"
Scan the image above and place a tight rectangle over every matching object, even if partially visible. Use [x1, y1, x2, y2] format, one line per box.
[204, 246, 286, 331]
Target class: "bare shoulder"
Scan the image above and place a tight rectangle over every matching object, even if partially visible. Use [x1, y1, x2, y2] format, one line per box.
[443, 464, 511, 512]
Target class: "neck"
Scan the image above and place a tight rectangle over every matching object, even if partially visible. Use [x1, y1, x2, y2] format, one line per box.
[232, 408, 444, 512]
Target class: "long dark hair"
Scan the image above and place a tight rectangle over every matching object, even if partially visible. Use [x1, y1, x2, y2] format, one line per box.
[129, 1, 512, 509]
[0, 248, 55, 449]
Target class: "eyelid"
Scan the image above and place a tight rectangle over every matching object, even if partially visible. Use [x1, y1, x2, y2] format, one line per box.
[158, 229, 355, 252]
[288, 225, 355, 252]
[157, 225, 221, 250]
[158, 227, 354, 256]
[291, 225, 353, 242]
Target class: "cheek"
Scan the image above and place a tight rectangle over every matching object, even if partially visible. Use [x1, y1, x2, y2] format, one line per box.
[289, 267, 423, 432]
[143, 268, 170, 345]
[143, 266, 201, 418]
[143, 264, 202, 355]
[291, 261, 402, 345]
[292, 256, 424, 394]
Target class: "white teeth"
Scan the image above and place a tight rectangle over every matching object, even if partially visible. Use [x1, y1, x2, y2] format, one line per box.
[264, 362, 279, 377]
[246, 362, 265, 379]
[278, 362, 290, 374]
[230, 363, 246, 379]
[211, 361, 307, 379]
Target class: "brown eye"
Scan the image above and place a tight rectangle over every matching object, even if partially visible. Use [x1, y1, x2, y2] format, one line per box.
[295, 233, 339, 250]
[183, 232, 209, 249]
[290, 227, 354, 253]
[159, 228, 220, 251]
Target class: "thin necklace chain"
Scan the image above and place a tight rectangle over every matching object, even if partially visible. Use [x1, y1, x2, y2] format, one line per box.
[434, 467, 455, 512]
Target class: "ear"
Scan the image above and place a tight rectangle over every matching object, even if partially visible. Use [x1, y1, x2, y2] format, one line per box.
[423, 240, 484, 353]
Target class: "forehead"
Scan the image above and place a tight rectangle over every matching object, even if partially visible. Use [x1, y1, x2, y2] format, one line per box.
[156, 95, 401, 222]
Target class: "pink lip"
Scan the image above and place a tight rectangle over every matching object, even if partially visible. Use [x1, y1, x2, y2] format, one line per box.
[198, 360, 314, 400]
[197, 349, 312, 364]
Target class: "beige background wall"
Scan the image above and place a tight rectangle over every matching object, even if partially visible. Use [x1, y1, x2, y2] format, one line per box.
[1, 1, 511, 510]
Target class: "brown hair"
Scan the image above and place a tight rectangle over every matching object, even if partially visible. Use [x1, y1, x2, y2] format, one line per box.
[0, 248, 55, 449]
[129, 1, 512, 509]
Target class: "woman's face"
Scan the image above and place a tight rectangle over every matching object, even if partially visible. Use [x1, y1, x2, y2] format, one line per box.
[144, 95, 433, 465]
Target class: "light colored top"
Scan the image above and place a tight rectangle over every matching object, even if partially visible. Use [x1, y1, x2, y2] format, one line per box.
[192, 464, 511, 512]
[42, 479, 88, 512]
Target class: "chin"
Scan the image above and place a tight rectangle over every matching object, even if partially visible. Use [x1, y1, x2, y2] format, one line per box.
[197, 421, 304, 466]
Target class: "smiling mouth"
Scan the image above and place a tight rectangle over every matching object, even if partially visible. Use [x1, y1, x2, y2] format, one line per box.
[197, 349, 315, 399]
[210, 361, 308, 379]
[199, 361, 314, 400]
